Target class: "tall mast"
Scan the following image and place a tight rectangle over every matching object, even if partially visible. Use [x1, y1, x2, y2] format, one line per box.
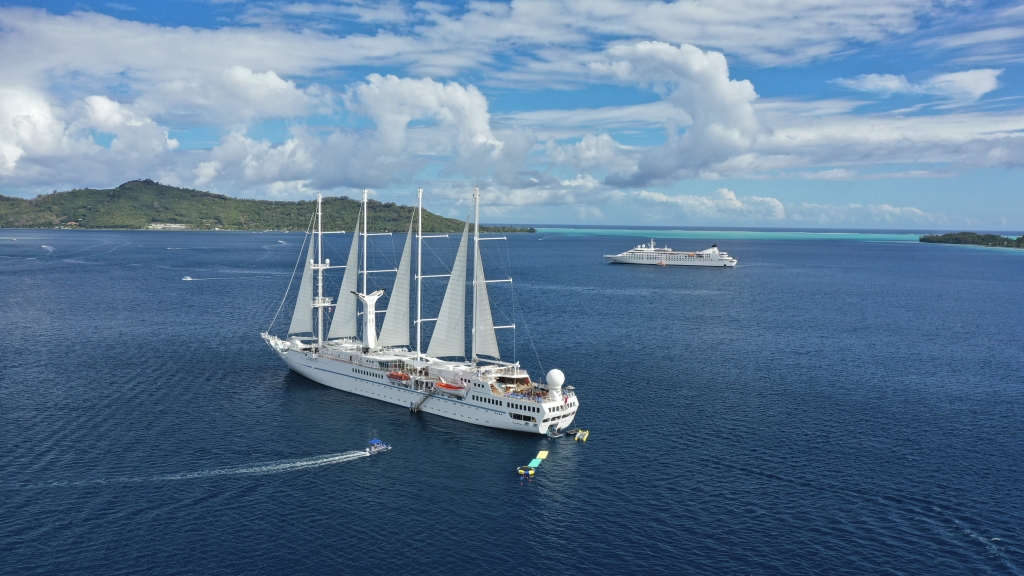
[316, 191, 324, 348]
[471, 186, 479, 367]
[416, 187, 423, 360]
[362, 188, 368, 296]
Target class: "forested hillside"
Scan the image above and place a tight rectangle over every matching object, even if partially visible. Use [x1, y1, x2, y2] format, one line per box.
[0, 180, 535, 233]
[919, 232, 1024, 248]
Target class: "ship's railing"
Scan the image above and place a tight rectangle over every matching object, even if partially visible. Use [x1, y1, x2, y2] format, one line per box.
[314, 349, 439, 379]
[501, 390, 546, 402]
[497, 387, 575, 404]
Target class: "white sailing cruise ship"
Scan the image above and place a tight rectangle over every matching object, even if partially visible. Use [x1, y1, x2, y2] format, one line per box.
[604, 240, 737, 267]
[262, 188, 578, 435]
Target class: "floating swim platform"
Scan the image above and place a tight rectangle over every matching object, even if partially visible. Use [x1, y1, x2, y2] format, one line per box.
[518, 451, 550, 476]
[574, 430, 590, 442]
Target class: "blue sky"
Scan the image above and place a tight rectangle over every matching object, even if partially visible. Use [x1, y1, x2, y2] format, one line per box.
[1, 1, 1023, 229]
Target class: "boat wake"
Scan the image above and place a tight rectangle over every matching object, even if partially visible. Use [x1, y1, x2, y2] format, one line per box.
[151, 451, 370, 481]
[16, 451, 369, 489]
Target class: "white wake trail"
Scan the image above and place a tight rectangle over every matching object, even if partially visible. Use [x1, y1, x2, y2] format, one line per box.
[151, 451, 369, 481]
[19, 451, 370, 489]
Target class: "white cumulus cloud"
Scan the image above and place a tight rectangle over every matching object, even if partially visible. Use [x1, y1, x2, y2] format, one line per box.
[545, 133, 638, 172]
[345, 74, 502, 161]
[630, 187, 945, 225]
[0, 88, 73, 174]
[591, 42, 761, 186]
[78, 96, 178, 156]
[135, 66, 331, 126]
[788, 202, 946, 224]
[833, 69, 1003, 103]
[634, 188, 785, 219]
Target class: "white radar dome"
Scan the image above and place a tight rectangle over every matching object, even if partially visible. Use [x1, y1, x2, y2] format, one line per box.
[545, 369, 565, 391]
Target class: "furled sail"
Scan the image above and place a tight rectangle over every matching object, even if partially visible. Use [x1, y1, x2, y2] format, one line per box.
[473, 243, 500, 360]
[287, 234, 316, 335]
[376, 218, 414, 348]
[427, 219, 469, 358]
[328, 209, 361, 339]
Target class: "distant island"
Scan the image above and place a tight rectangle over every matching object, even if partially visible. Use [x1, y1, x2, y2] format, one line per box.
[920, 232, 1024, 248]
[0, 180, 536, 233]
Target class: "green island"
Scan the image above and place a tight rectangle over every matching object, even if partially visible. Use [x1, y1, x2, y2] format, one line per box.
[0, 180, 535, 233]
[920, 232, 1024, 248]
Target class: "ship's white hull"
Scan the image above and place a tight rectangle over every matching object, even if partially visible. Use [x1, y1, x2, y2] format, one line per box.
[279, 349, 575, 435]
[605, 254, 736, 266]
[604, 241, 737, 266]
[265, 187, 580, 437]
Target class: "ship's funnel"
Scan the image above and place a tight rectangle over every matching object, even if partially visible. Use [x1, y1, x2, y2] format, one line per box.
[545, 369, 565, 393]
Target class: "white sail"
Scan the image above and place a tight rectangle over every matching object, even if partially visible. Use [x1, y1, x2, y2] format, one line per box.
[377, 218, 413, 348]
[287, 234, 316, 335]
[328, 210, 361, 339]
[427, 220, 469, 358]
[473, 243, 500, 360]
[261, 186, 580, 437]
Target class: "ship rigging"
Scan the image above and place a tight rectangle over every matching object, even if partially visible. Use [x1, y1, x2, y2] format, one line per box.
[261, 188, 579, 434]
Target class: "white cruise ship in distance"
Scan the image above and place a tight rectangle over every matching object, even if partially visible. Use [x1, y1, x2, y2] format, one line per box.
[604, 239, 737, 267]
[261, 187, 578, 435]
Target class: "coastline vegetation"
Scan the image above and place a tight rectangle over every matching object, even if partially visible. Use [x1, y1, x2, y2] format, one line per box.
[0, 180, 536, 233]
[920, 232, 1024, 248]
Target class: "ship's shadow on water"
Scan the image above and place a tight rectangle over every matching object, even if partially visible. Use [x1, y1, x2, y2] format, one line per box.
[1, 229, 1023, 575]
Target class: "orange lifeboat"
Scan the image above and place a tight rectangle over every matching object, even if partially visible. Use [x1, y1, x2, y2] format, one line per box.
[434, 380, 467, 395]
[387, 371, 411, 383]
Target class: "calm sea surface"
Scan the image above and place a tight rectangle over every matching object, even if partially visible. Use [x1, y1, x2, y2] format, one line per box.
[1, 229, 1022, 575]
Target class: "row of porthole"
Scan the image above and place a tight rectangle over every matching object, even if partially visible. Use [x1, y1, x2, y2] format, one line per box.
[472, 394, 503, 407]
[354, 368, 382, 380]
[552, 400, 576, 412]
[510, 412, 537, 422]
[542, 410, 576, 423]
[509, 402, 539, 414]
[355, 390, 529, 428]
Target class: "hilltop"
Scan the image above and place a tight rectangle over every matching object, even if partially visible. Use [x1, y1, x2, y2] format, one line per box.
[0, 180, 535, 233]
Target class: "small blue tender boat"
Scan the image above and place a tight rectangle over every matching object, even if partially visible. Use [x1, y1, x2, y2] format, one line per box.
[366, 439, 391, 455]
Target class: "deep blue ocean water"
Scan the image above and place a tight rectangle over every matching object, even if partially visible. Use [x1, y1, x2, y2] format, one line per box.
[1, 229, 1022, 575]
